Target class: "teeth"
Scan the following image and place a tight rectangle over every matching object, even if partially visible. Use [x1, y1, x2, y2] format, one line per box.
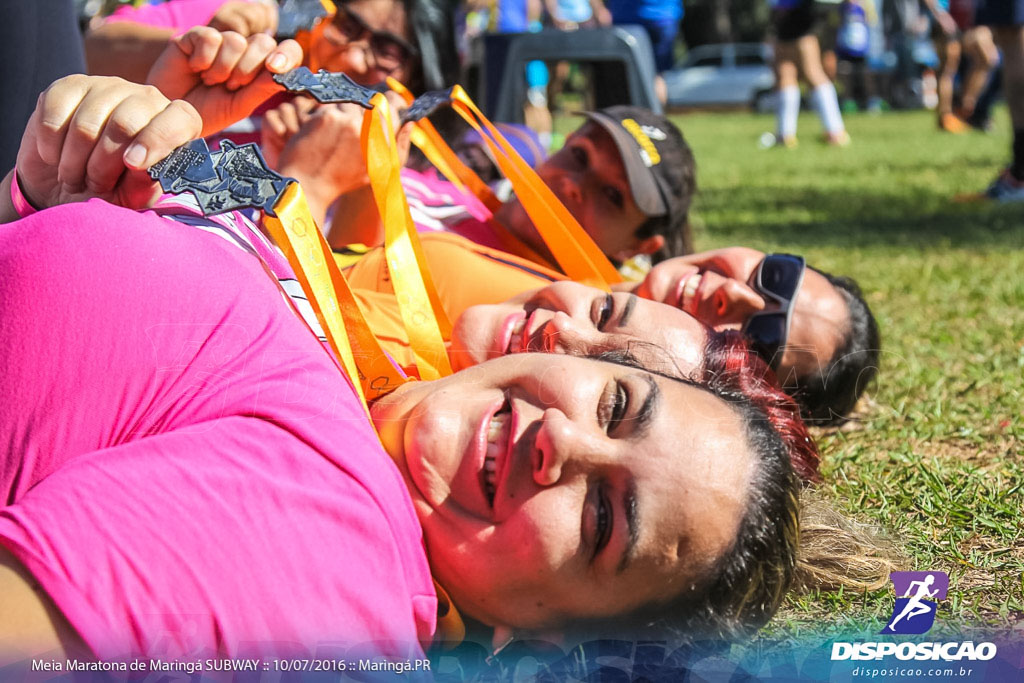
[483, 411, 509, 506]
[487, 413, 508, 442]
[507, 318, 526, 353]
[682, 274, 701, 313]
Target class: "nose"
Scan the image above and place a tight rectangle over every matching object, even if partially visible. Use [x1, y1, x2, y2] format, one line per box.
[532, 407, 584, 486]
[550, 173, 582, 209]
[342, 42, 373, 81]
[703, 277, 765, 326]
[637, 263, 699, 306]
[540, 311, 586, 353]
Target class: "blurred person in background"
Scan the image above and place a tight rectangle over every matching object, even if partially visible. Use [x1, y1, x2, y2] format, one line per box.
[921, 0, 996, 132]
[974, 0, 1024, 200]
[957, 8, 999, 127]
[605, 0, 683, 105]
[769, 0, 849, 147]
[835, 0, 881, 112]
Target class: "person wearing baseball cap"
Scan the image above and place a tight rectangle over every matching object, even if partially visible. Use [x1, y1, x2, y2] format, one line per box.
[487, 104, 697, 267]
[315, 103, 697, 271]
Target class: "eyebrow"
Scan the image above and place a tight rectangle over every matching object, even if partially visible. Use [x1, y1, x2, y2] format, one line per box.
[630, 373, 659, 441]
[336, 7, 412, 48]
[617, 374, 659, 573]
[617, 480, 639, 574]
[619, 293, 638, 328]
[614, 374, 655, 573]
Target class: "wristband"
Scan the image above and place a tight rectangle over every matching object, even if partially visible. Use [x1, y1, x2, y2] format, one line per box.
[10, 169, 40, 218]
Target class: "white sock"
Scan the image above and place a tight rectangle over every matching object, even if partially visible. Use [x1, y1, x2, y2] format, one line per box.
[777, 86, 800, 140]
[812, 82, 845, 135]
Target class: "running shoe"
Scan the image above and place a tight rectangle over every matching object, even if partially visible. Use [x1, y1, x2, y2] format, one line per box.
[984, 169, 1024, 202]
[759, 133, 798, 149]
[938, 113, 968, 134]
[824, 130, 851, 147]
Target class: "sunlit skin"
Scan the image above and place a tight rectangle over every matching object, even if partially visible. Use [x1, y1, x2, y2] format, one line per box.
[370, 353, 753, 634]
[493, 123, 664, 265]
[450, 281, 709, 378]
[308, 0, 411, 85]
[634, 247, 849, 385]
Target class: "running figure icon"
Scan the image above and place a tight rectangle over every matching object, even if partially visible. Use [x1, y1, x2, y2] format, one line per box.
[885, 575, 939, 633]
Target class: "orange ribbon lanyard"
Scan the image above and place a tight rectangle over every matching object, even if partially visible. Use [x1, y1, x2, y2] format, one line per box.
[386, 77, 503, 213]
[388, 78, 562, 268]
[361, 92, 454, 379]
[263, 183, 410, 414]
[388, 79, 620, 289]
[448, 86, 622, 289]
[263, 183, 466, 646]
[293, 0, 338, 70]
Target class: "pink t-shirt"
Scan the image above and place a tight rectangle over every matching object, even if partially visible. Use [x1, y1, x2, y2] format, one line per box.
[402, 167, 508, 251]
[0, 199, 436, 660]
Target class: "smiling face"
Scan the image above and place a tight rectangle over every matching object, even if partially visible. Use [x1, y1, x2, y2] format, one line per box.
[309, 0, 413, 85]
[450, 281, 709, 376]
[370, 353, 753, 632]
[495, 123, 659, 264]
[636, 248, 850, 385]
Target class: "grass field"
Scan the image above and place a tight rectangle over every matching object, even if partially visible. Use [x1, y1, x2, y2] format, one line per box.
[653, 107, 1023, 640]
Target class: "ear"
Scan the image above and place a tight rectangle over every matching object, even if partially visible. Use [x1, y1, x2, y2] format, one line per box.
[612, 234, 664, 263]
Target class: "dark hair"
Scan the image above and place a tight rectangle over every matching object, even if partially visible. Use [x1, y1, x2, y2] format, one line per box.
[404, 0, 459, 92]
[619, 332, 820, 481]
[345, 0, 458, 93]
[630, 115, 697, 263]
[569, 349, 801, 642]
[792, 268, 881, 425]
[703, 331, 820, 482]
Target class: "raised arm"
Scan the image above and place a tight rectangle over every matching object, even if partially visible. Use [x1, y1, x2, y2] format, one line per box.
[3, 34, 302, 222]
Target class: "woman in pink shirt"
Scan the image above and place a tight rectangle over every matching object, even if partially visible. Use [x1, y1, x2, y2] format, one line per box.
[0, 66, 800, 663]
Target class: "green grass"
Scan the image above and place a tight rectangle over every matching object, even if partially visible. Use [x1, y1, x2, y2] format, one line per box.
[670, 107, 1024, 638]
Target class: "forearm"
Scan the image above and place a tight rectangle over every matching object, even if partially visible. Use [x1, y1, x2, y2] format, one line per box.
[0, 544, 87, 664]
[85, 22, 176, 83]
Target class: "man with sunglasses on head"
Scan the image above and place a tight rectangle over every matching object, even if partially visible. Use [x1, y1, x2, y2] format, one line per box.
[634, 248, 881, 424]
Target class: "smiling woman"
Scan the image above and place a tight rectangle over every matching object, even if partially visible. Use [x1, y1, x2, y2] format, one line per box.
[449, 280, 709, 374]
[635, 247, 881, 424]
[372, 351, 799, 641]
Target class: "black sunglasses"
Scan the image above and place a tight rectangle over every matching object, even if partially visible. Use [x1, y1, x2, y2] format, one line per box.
[324, 5, 418, 73]
[741, 253, 806, 370]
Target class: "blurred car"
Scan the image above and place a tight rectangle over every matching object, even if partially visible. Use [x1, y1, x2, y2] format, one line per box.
[663, 43, 776, 110]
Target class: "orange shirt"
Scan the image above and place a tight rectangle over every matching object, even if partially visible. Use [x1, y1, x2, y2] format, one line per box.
[341, 233, 565, 377]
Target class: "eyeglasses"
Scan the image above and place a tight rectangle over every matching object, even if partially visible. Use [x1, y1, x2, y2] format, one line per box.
[322, 5, 418, 75]
[741, 253, 806, 370]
